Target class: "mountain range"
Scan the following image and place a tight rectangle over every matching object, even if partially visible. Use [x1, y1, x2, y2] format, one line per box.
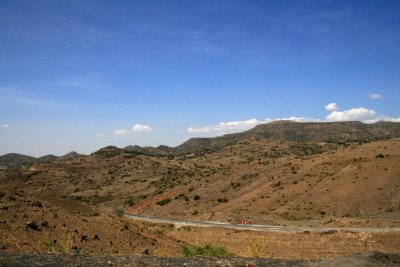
[2, 121, 400, 168]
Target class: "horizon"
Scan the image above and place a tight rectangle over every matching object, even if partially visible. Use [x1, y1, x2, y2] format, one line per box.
[1, 0, 399, 156]
[1, 119, 398, 158]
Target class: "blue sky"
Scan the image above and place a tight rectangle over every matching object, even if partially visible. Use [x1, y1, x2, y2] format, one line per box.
[0, 0, 399, 156]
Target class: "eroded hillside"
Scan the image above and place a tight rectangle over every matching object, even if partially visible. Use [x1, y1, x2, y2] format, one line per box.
[1, 134, 399, 226]
[1, 121, 400, 257]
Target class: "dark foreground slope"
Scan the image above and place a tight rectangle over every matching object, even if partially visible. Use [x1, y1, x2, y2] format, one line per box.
[0, 251, 399, 267]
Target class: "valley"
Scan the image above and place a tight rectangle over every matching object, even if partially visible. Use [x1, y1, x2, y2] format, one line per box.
[1, 121, 400, 260]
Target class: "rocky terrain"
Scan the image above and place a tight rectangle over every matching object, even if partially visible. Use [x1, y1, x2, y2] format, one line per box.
[0, 121, 399, 263]
[0, 251, 399, 267]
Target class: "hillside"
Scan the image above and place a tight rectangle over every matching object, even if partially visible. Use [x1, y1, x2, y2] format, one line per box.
[0, 121, 399, 257]
[2, 121, 399, 161]
[174, 121, 400, 154]
[1, 121, 399, 224]
[0, 151, 81, 168]
[0, 153, 37, 168]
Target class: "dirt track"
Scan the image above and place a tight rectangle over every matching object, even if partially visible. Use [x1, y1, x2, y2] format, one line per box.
[124, 214, 400, 233]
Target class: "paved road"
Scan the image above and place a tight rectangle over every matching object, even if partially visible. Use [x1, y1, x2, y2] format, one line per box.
[124, 214, 400, 233]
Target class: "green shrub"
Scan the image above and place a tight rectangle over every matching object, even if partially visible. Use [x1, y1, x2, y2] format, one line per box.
[155, 189, 164, 195]
[375, 154, 385, 158]
[125, 198, 135, 207]
[175, 193, 185, 199]
[115, 209, 124, 217]
[182, 244, 232, 257]
[191, 210, 198, 215]
[90, 211, 100, 217]
[193, 195, 201, 201]
[153, 229, 164, 235]
[217, 197, 228, 203]
[156, 198, 171, 206]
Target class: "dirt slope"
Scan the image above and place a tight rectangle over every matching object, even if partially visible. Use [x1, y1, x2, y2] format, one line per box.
[0, 121, 399, 257]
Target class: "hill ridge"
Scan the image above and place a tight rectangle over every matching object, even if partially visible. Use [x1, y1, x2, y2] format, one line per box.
[1, 120, 400, 165]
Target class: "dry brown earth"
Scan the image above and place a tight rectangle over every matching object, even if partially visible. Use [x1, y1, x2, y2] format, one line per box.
[0, 121, 399, 260]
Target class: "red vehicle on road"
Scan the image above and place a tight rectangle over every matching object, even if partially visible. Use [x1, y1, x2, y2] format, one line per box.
[237, 220, 252, 225]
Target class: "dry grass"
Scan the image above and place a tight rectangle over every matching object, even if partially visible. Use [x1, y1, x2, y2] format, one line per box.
[166, 226, 400, 259]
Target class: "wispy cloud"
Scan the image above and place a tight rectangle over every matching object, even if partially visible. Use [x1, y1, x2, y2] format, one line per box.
[276, 117, 321, 122]
[132, 123, 152, 132]
[0, 87, 69, 109]
[188, 118, 268, 134]
[370, 93, 383, 99]
[113, 129, 128, 136]
[95, 133, 104, 137]
[1, 124, 10, 128]
[57, 74, 104, 90]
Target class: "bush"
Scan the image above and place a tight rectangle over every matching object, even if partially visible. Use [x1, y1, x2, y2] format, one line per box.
[155, 189, 164, 195]
[156, 198, 171, 206]
[193, 195, 201, 201]
[115, 209, 124, 217]
[126, 198, 135, 207]
[90, 211, 100, 217]
[182, 244, 232, 257]
[375, 154, 385, 158]
[217, 197, 228, 203]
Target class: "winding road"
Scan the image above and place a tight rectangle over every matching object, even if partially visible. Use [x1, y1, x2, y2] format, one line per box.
[124, 214, 400, 233]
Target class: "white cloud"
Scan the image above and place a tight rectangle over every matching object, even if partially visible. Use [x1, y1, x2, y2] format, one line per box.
[326, 108, 377, 122]
[325, 102, 338, 111]
[277, 117, 321, 122]
[214, 118, 265, 132]
[187, 126, 213, 133]
[95, 133, 104, 137]
[188, 118, 269, 134]
[132, 123, 152, 132]
[187, 104, 399, 136]
[187, 117, 321, 135]
[325, 107, 399, 123]
[113, 129, 128, 136]
[370, 93, 383, 99]
[324, 102, 400, 123]
[384, 117, 400, 122]
[1, 124, 10, 128]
